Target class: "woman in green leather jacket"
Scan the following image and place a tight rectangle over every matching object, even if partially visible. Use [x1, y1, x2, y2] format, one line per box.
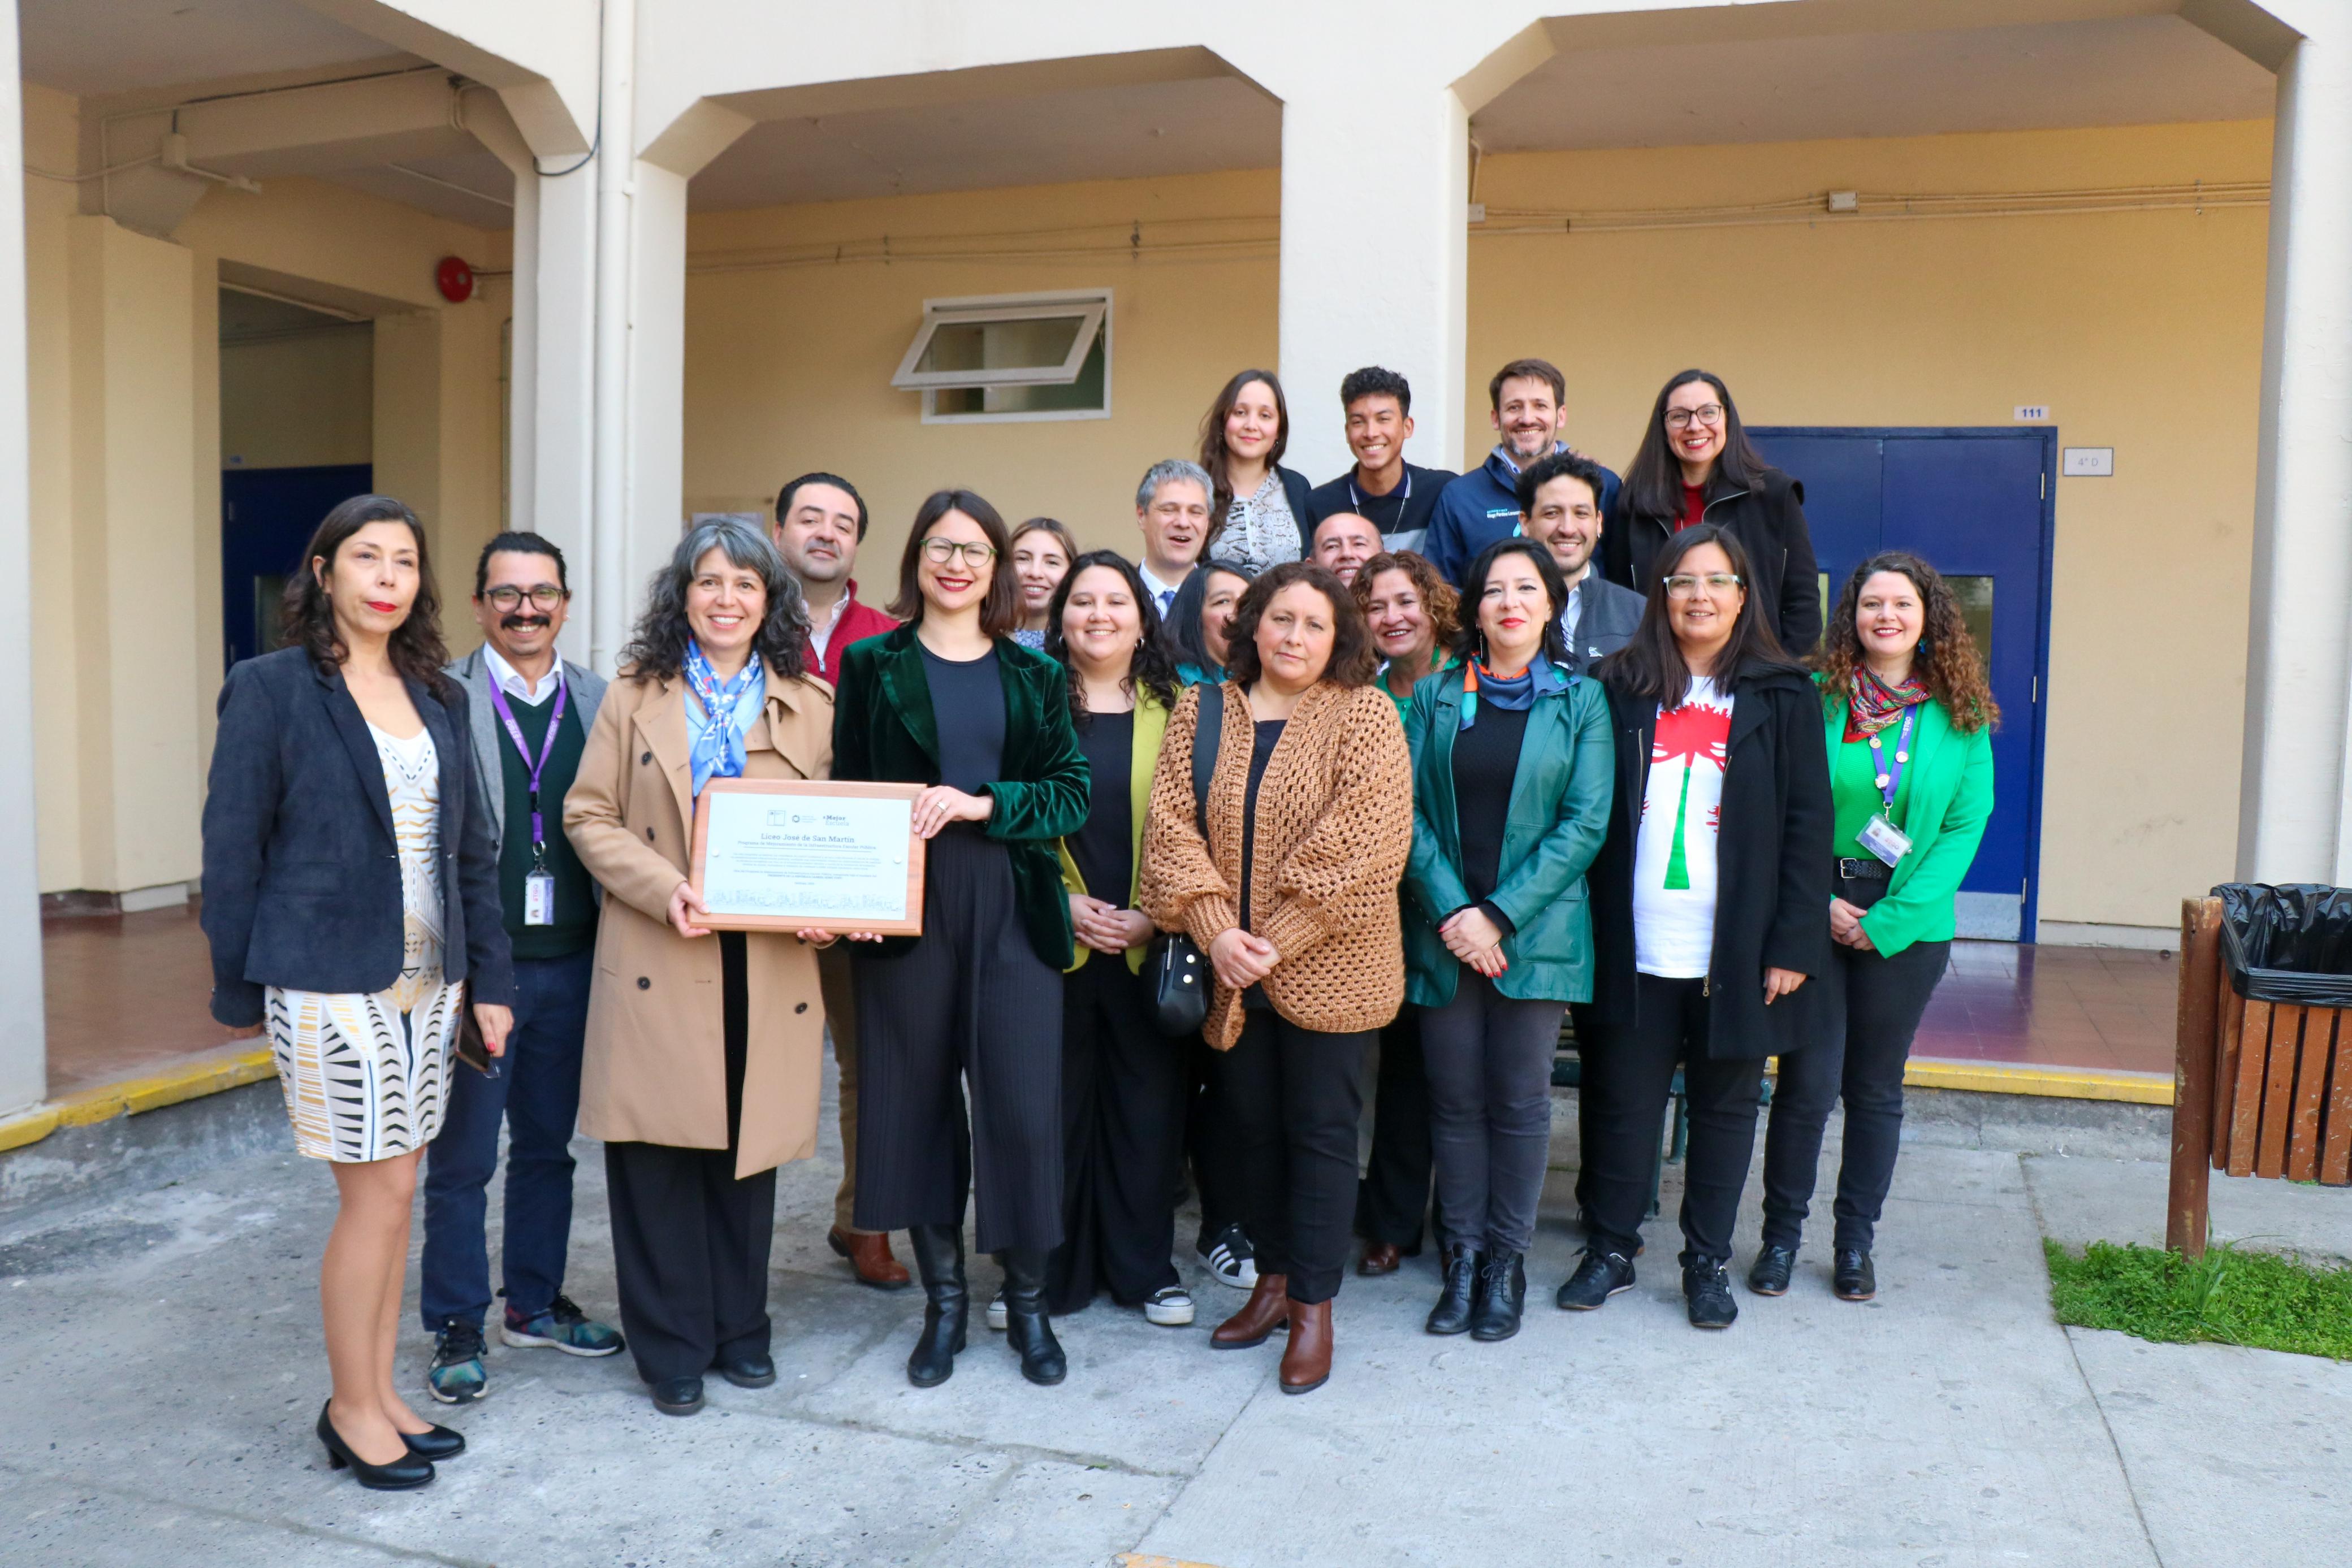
[1400, 538, 1613, 1343]
[1751, 551, 1995, 1305]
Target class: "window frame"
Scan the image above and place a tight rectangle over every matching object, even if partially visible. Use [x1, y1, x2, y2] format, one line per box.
[894, 288, 1114, 426]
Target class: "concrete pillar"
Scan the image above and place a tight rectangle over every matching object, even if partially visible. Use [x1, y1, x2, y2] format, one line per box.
[65, 217, 205, 907]
[0, 0, 46, 1114]
[1276, 85, 1469, 482]
[2236, 29, 2352, 886]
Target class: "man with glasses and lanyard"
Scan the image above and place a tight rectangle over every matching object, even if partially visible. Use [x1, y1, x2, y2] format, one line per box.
[420, 532, 622, 1404]
[1302, 366, 1457, 557]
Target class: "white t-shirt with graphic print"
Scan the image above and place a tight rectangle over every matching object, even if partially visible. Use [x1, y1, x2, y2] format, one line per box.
[1632, 677, 1735, 978]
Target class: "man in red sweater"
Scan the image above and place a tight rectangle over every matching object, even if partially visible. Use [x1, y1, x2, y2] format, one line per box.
[773, 471, 906, 1288]
[778, 471, 901, 690]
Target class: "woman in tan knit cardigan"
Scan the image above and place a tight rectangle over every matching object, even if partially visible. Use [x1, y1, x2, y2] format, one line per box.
[1139, 560, 1413, 1394]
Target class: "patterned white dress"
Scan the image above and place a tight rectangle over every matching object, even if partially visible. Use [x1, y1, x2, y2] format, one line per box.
[1215, 470, 1303, 575]
[267, 723, 464, 1163]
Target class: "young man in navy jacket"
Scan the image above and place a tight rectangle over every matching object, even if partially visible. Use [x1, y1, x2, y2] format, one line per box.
[1421, 357, 1620, 587]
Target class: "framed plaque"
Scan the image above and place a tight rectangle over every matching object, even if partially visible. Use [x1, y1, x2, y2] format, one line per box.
[688, 779, 926, 935]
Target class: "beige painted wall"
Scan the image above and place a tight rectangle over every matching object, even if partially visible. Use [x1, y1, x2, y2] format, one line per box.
[219, 325, 373, 469]
[681, 171, 1282, 566]
[1468, 120, 2269, 929]
[678, 121, 2265, 932]
[24, 83, 83, 891]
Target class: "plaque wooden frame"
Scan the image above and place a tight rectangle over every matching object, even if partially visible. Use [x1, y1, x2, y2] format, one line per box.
[688, 778, 927, 935]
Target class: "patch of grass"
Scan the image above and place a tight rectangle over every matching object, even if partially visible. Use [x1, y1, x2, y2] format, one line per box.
[2044, 1240, 2352, 1362]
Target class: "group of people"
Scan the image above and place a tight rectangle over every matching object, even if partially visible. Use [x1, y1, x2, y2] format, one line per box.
[201, 357, 1996, 1491]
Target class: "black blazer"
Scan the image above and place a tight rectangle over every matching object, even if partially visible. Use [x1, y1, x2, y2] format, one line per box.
[1601, 466, 1823, 657]
[201, 647, 515, 1028]
[1584, 661, 1832, 1058]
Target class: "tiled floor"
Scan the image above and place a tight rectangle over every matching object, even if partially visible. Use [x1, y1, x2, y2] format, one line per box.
[1914, 939, 2176, 1077]
[41, 903, 255, 1096]
[34, 907, 2179, 1100]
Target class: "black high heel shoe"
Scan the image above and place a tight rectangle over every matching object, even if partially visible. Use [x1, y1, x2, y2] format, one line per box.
[316, 1401, 435, 1489]
[400, 1422, 466, 1461]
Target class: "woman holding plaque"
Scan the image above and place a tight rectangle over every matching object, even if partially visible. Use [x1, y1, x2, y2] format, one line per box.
[1040, 551, 1194, 1329]
[565, 517, 839, 1419]
[832, 490, 1090, 1389]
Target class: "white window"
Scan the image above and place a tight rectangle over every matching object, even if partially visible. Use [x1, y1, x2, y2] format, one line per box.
[891, 289, 1111, 423]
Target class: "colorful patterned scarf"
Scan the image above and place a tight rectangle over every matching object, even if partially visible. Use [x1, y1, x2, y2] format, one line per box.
[1844, 666, 1930, 742]
[1459, 652, 1557, 731]
[684, 640, 762, 797]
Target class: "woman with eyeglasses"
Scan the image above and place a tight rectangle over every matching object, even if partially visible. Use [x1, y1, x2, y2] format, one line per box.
[1602, 369, 1822, 656]
[831, 490, 1090, 1389]
[1559, 523, 1830, 1331]
[1750, 552, 1995, 1303]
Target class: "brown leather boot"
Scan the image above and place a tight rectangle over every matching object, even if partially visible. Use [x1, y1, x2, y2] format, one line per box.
[1279, 1300, 1331, 1394]
[1357, 1242, 1402, 1276]
[1210, 1272, 1290, 1349]
[829, 1227, 912, 1290]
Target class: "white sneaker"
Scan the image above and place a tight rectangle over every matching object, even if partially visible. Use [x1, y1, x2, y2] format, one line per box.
[985, 1288, 1008, 1331]
[1196, 1224, 1259, 1290]
[1143, 1285, 1195, 1327]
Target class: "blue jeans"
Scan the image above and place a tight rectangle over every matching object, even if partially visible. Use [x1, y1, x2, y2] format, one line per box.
[420, 946, 595, 1331]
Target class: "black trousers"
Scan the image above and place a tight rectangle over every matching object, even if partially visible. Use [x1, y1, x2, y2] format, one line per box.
[1214, 1011, 1373, 1305]
[1581, 973, 1766, 1269]
[1047, 956, 1185, 1314]
[1762, 877, 1952, 1251]
[1186, 1036, 1250, 1250]
[1569, 1003, 1599, 1222]
[1354, 1006, 1433, 1252]
[852, 830, 1063, 1254]
[605, 932, 778, 1385]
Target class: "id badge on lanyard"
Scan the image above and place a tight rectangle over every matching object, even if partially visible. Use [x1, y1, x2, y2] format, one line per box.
[1859, 707, 1918, 868]
[489, 674, 568, 925]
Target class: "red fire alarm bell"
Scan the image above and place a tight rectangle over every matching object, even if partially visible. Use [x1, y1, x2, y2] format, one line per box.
[435, 255, 475, 304]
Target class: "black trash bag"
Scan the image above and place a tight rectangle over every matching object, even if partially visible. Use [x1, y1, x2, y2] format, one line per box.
[2214, 883, 2352, 1005]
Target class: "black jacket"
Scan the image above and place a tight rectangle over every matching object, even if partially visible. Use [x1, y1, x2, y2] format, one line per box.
[1600, 465, 1822, 656]
[1584, 661, 1832, 1058]
[1563, 573, 1646, 678]
[1301, 462, 1458, 551]
[201, 647, 515, 1028]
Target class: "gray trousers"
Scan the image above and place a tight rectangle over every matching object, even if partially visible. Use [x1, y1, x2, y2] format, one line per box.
[1419, 967, 1566, 1257]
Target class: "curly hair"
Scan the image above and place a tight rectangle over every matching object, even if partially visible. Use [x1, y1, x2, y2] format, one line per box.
[617, 516, 810, 682]
[1043, 551, 1182, 727]
[1223, 560, 1378, 689]
[1815, 551, 1999, 734]
[1351, 551, 1459, 661]
[279, 494, 452, 699]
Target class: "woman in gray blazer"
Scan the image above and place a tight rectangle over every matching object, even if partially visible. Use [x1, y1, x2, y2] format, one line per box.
[201, 495, 514, 1491]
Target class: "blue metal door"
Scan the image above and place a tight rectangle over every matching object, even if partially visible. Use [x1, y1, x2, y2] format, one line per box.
[1747, 428, 2053, 940]
[221, 464, 373, 667]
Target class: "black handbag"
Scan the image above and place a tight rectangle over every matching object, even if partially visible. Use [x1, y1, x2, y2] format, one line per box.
[1146, 683, 1224, 1037]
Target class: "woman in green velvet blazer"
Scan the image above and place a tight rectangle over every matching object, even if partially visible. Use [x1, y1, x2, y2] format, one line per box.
[1753, 551, 1996, 1306]
[829, 489, 1088, 1393]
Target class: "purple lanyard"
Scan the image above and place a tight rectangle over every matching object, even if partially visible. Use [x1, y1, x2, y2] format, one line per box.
[1867, 705, 1918, 816]
[486, 673, 568, 861]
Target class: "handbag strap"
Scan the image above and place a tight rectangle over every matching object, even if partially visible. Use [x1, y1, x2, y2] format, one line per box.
[1191, 682, 1223, 837]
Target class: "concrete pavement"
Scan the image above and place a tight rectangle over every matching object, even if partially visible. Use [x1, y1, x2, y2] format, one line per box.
[2, 1065, 2345, 1567]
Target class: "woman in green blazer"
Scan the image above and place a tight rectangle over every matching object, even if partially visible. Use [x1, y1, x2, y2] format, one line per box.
[1401, 539, 1613, 1342]
[1753, 551, 1995, 1304]
[832, 490, 1089, 1391]
[1043, 552, 1196, 1330]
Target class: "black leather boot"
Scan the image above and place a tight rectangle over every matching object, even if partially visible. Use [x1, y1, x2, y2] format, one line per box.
[1469, 1250, 1526, 1342]
[999, 1249, 1067, 1385]
[905, 1224, 967, 1388]
[1424, 1247, 1482, 1336]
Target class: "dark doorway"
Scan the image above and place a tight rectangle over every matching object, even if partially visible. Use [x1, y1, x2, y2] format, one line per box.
[220, 464, 373, 666]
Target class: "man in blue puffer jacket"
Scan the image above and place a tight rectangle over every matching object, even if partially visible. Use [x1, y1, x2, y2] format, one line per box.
[1422, 357, 1620, 588]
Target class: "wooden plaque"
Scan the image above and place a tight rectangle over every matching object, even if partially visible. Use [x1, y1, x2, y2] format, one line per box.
[688, 778, 926, 936]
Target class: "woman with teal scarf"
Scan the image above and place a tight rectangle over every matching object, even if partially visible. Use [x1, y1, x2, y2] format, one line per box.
[1751, 552, 1995, 1305]
[1400, 539, 1612, 1342]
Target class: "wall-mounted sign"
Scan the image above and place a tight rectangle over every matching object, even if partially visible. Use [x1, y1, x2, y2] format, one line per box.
[2062, 447, 2115, 477]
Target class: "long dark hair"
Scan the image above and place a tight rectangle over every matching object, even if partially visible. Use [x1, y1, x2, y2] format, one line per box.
[1818, 550, 1999, 735]
[1160, 557, 1256, 677]
[889, 488, 1021, 637]
[618, 516, 810, 681]
[280, 494, 452, 698]
[1449, 538, 1572, 668]
[1619, 368, 1774, 528]
[1197, 368, 1290, 529]
[1223, 560, 1378, 689]
[1043, 551, 1181, 727]
[1596, 522, 1798, 708]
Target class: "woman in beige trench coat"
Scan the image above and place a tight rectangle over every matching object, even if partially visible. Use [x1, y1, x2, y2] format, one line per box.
[565, 517, 846, 1418]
